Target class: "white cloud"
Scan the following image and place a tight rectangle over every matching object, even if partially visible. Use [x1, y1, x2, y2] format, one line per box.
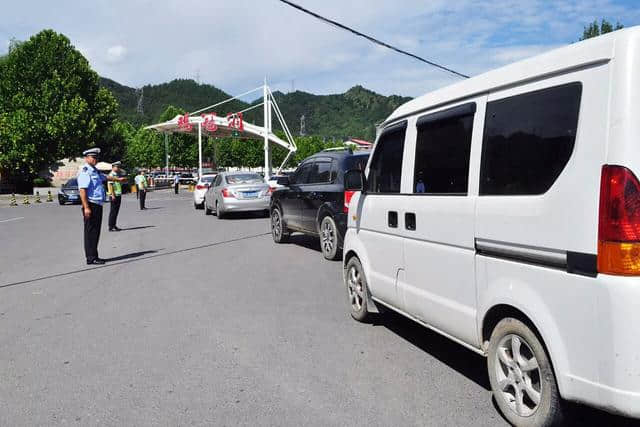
[106, 45, 127, 63]
[2, 0, 640, 98]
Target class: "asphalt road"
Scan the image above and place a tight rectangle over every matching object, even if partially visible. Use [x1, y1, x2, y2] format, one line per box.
[0, 191, 634, 426]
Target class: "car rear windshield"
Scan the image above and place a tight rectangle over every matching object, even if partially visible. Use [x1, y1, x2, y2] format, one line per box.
[226, 174, 263, 184]
[201, 176, 215, 183]
[344, 154, 370, 172]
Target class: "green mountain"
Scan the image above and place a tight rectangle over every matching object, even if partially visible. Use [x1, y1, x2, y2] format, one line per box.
[99, 77, 411, 141]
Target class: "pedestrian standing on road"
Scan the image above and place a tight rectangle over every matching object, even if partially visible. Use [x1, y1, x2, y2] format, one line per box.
[107, 161, 124, 232]
[135, 170, 148, 210]
[77, 148, 127, 265]
[174, 173, 180, 194]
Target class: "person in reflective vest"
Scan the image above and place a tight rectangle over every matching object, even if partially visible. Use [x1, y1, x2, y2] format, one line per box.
[108, 161, 124, 231]
[135, 170, 148, 210]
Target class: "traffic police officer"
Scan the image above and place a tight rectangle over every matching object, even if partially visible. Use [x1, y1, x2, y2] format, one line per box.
[107, 161, 124, 231]
[77, 148, 127, 265]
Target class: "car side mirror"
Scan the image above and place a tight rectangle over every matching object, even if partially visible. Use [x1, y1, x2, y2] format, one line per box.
[344, 169, 365, 192]
[277, 176, 290, 186]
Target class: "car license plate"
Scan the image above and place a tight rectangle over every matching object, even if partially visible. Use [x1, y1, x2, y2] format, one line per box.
[69, 195, 78, 200]
[243, 191, 259, 198]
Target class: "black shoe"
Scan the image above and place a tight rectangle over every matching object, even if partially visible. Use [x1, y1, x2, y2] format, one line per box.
[109, 227, 121, 232]
[87, 258, 106, 265]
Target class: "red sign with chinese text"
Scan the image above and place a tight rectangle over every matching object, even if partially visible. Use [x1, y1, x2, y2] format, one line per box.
[226, 112, 244, 132]
[177, 113, 193, 131]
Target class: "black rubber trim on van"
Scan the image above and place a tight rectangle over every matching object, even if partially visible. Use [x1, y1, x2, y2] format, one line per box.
[381, 120, 408, 135]
[416, 102, 477, 128]
[566, 251, 598, 278]
[476, 242, 597, 278]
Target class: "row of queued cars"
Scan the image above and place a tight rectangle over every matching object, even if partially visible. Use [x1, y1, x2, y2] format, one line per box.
[193, 148, 370, 261]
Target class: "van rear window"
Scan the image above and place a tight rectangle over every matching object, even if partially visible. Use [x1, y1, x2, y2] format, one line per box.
[480, 82, 582, 195]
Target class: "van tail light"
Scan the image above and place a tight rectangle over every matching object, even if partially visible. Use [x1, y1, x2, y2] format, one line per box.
[598, 165, 640, 275]
[222, 188, 235, 198]
[344, 190, 355, 213]
[195, 184, 207, 190]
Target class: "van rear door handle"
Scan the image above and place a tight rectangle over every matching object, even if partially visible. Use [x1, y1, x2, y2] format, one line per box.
[405, 212, 416, 231]
[388, 211, 398, 228]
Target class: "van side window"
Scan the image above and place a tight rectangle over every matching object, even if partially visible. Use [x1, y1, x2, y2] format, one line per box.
[480, 82, 582, 195]
[414, 103, 475, 194]
[368, 123, 407, 193]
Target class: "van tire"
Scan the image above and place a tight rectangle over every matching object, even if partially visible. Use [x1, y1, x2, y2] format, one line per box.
[345, 257, 370, 322]
[319, 215, 340, 260]
[488, 318, 564, 427]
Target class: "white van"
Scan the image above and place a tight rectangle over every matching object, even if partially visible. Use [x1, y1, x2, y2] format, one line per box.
[343, 27, 640, 425]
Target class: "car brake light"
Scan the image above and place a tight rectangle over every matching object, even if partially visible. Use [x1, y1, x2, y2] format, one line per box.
[268, 187, 275, 195]
[222, 188, 235, 198]
[195, 184, 206, 190]
[598, 165, 640, 275]
[344, 190, 355, 213]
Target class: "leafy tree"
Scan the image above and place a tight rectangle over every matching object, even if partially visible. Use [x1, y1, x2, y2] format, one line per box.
[580, 19, 624, 40]
[0, 29, 118, 183]
[124, 127, 163, 168]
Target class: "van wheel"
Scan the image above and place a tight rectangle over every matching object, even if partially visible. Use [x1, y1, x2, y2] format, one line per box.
[320, 216, 340, 260]
[488, 318, 564, 427]
[345, 257, 370, 322]
[271, 207, 289, 243]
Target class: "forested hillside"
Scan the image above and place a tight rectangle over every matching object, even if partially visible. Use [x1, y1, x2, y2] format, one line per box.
[99, 78, 411, 141]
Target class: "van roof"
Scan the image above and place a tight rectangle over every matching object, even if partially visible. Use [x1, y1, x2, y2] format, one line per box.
[383, 26, 640, 127]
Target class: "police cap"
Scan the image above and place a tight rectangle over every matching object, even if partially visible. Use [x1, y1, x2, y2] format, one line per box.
[83, 147, 101, 157]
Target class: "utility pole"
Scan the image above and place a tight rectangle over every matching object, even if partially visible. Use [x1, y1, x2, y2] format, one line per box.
[136, 88, 144, 114]
[299, 114, 306, 136]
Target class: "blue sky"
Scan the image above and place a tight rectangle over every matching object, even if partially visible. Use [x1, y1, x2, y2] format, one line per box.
[2, 0, 640, 99]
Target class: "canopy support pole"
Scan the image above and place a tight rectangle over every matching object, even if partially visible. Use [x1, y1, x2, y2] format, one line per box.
[198, 122, 203, 178]
[263, 80, 272, 178]
[164, 133, 169, 179]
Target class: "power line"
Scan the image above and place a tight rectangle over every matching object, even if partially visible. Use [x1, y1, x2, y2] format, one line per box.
[278, 0, 469, 79]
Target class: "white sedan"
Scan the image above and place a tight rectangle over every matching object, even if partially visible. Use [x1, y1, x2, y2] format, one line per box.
[193, 174, 217, 209]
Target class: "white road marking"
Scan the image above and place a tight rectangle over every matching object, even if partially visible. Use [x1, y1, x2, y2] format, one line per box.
[0, 217, 24, 223]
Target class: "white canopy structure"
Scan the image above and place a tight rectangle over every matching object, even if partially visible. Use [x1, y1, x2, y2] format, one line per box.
[145, 82, 297, 178]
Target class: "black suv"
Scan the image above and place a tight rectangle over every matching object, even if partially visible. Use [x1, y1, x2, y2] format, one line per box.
[270, 149, 370, 260]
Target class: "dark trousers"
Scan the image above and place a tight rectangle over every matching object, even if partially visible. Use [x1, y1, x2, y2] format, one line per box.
[139, 189, 146, 210]
[83, 202, 103, 262]
[174, 183, 179, 194]
[109, 195, 121, 229]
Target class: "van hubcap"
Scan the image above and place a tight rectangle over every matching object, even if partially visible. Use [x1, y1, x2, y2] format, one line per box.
[495, 334, 541, 417]
[347, 265, 364, 311]
[321, 220, 335, 254]
[272, 210, 282, 239]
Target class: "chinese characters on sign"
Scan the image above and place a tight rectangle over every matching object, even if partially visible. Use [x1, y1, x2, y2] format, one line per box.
[227, 112, 244, 132]
[201, 113, 218, 132]
[177, 112, 244, 134]
[177, 113, 193, 131]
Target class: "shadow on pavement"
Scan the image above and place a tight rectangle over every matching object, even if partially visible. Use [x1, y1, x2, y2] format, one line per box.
[141, 207, 163, 210]
[283, 233, 343, 262]
[119, 226, 156, 231]
[371, 309, 490, 390]
[104, 250, 157, 262]
[218, 211, 270, 220]
[0, 232, 270, 290]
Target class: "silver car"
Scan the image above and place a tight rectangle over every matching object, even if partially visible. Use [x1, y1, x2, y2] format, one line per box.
[204, 171, 271, 218]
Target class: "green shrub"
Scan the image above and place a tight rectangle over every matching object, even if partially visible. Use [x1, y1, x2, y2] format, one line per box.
[32, 177, 50, 187]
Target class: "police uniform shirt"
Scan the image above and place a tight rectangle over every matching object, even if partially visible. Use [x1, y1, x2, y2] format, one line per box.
[77, 163, 106, 204]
